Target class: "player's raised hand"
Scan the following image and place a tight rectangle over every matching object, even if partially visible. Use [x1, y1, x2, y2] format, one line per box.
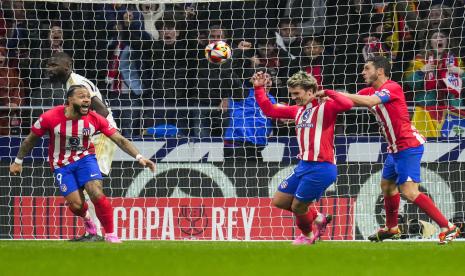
[139, 157, 156, 173]
[252, 71, 268, 87]
[10, 162, 22, 176]
[314, 90, 329, 102]
[314, 90, 326, 98]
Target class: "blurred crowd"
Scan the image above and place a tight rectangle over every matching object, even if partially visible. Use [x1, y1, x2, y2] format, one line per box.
[0, 0, 464, 140]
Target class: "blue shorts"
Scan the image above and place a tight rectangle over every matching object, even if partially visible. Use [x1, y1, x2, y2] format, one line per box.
[278, 161, 337, 202]
[53, 155, 103, 196]
[382, 144, 423, 185]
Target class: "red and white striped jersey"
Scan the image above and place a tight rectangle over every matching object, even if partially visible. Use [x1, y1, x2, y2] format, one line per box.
[31, 105, 117, 170]
[358, 80, 426, 153]
[255, 87, 353, 163]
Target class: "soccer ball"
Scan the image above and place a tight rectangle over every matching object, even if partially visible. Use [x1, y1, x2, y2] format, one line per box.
[205, 41, 232, 64]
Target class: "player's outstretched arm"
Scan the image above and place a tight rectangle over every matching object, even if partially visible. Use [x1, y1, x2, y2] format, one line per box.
[10, 132, 40, 175]
[252, 71, 298, 119]
[340, 92, 382, 108]
[316, 90, 354, 113]
[108, 132, 156, 172]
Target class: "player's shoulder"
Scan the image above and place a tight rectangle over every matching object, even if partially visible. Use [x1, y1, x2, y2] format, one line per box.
[321, 97, 336, 108]
[357, 87, 374, 95]
[87, 110, 116, 133]
[67, 72, 97, 91]
[88, 110, 112, 126]
[382, 80, 403, 93]
[39, 105, 65, 126]
[68, 72, 87, 83]
[87, 109, 104, 120]
[67, 72, 82, 86]
[323, 89, 337, 94]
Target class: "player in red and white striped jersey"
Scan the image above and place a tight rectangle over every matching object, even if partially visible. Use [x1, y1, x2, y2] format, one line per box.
[342, 56, 459, 244]
[48, 52, 118, 241]
[10, 85, 156, 243]
[253, 71, 353, 244]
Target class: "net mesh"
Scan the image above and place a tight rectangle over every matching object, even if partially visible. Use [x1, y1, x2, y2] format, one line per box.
[1, 0, 465, 240]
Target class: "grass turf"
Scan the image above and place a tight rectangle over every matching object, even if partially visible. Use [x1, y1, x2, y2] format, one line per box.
[1, 241, 464, 276]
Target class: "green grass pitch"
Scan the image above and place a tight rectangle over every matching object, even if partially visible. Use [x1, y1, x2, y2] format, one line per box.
[1, 241, 465, 276]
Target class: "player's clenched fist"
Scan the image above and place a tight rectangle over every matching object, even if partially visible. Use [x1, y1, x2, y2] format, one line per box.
[138, 157, 156, 173]
[314, 90, 326, 98]
[313, 90, 329, 101]
[10, 162, 22, 175]
[252, 71, 267, 87]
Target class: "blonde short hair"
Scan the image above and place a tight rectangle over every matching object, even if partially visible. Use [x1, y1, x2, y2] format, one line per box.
[287, 71, 318, 92]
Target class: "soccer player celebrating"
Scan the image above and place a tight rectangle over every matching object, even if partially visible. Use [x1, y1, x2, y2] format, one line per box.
[342, 56, 459, 244]
[253, 71, 353, 244]
[48, 52, 118, 241]
[10, 85, 156, 243]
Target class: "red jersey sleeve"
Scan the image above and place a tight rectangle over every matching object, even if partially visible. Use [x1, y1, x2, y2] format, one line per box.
[324, 89, 354, 113]
[380, 82, 402, 102]
[357, 87, 372, 95]
[31, 113, 50, 137]
[92, 111, 118, 137]
[254, 86, 300, 119]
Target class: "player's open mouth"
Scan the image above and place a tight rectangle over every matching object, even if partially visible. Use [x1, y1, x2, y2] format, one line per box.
[81, 105, 89, 112]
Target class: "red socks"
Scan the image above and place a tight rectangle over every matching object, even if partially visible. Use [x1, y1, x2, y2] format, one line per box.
[295, 208, 318, 236]
[92, 195, 114, 234]
[69, 202, 88, 218]
[384, 193, 400, 229]
[413, 193, 449, 228]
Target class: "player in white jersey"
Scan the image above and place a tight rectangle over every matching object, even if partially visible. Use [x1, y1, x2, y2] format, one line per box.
[47, 52, 116, 241]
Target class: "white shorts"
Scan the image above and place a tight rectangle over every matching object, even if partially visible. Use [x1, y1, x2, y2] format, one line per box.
[93, 133, 116, 175]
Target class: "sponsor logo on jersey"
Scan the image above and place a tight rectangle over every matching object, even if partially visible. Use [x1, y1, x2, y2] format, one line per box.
[69, 137, 80, 146]
[66, 137, 86, 151]
[296, 123, 314, 128]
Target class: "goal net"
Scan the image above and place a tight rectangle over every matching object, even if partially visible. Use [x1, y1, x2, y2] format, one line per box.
[2, 0, 464, 241]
